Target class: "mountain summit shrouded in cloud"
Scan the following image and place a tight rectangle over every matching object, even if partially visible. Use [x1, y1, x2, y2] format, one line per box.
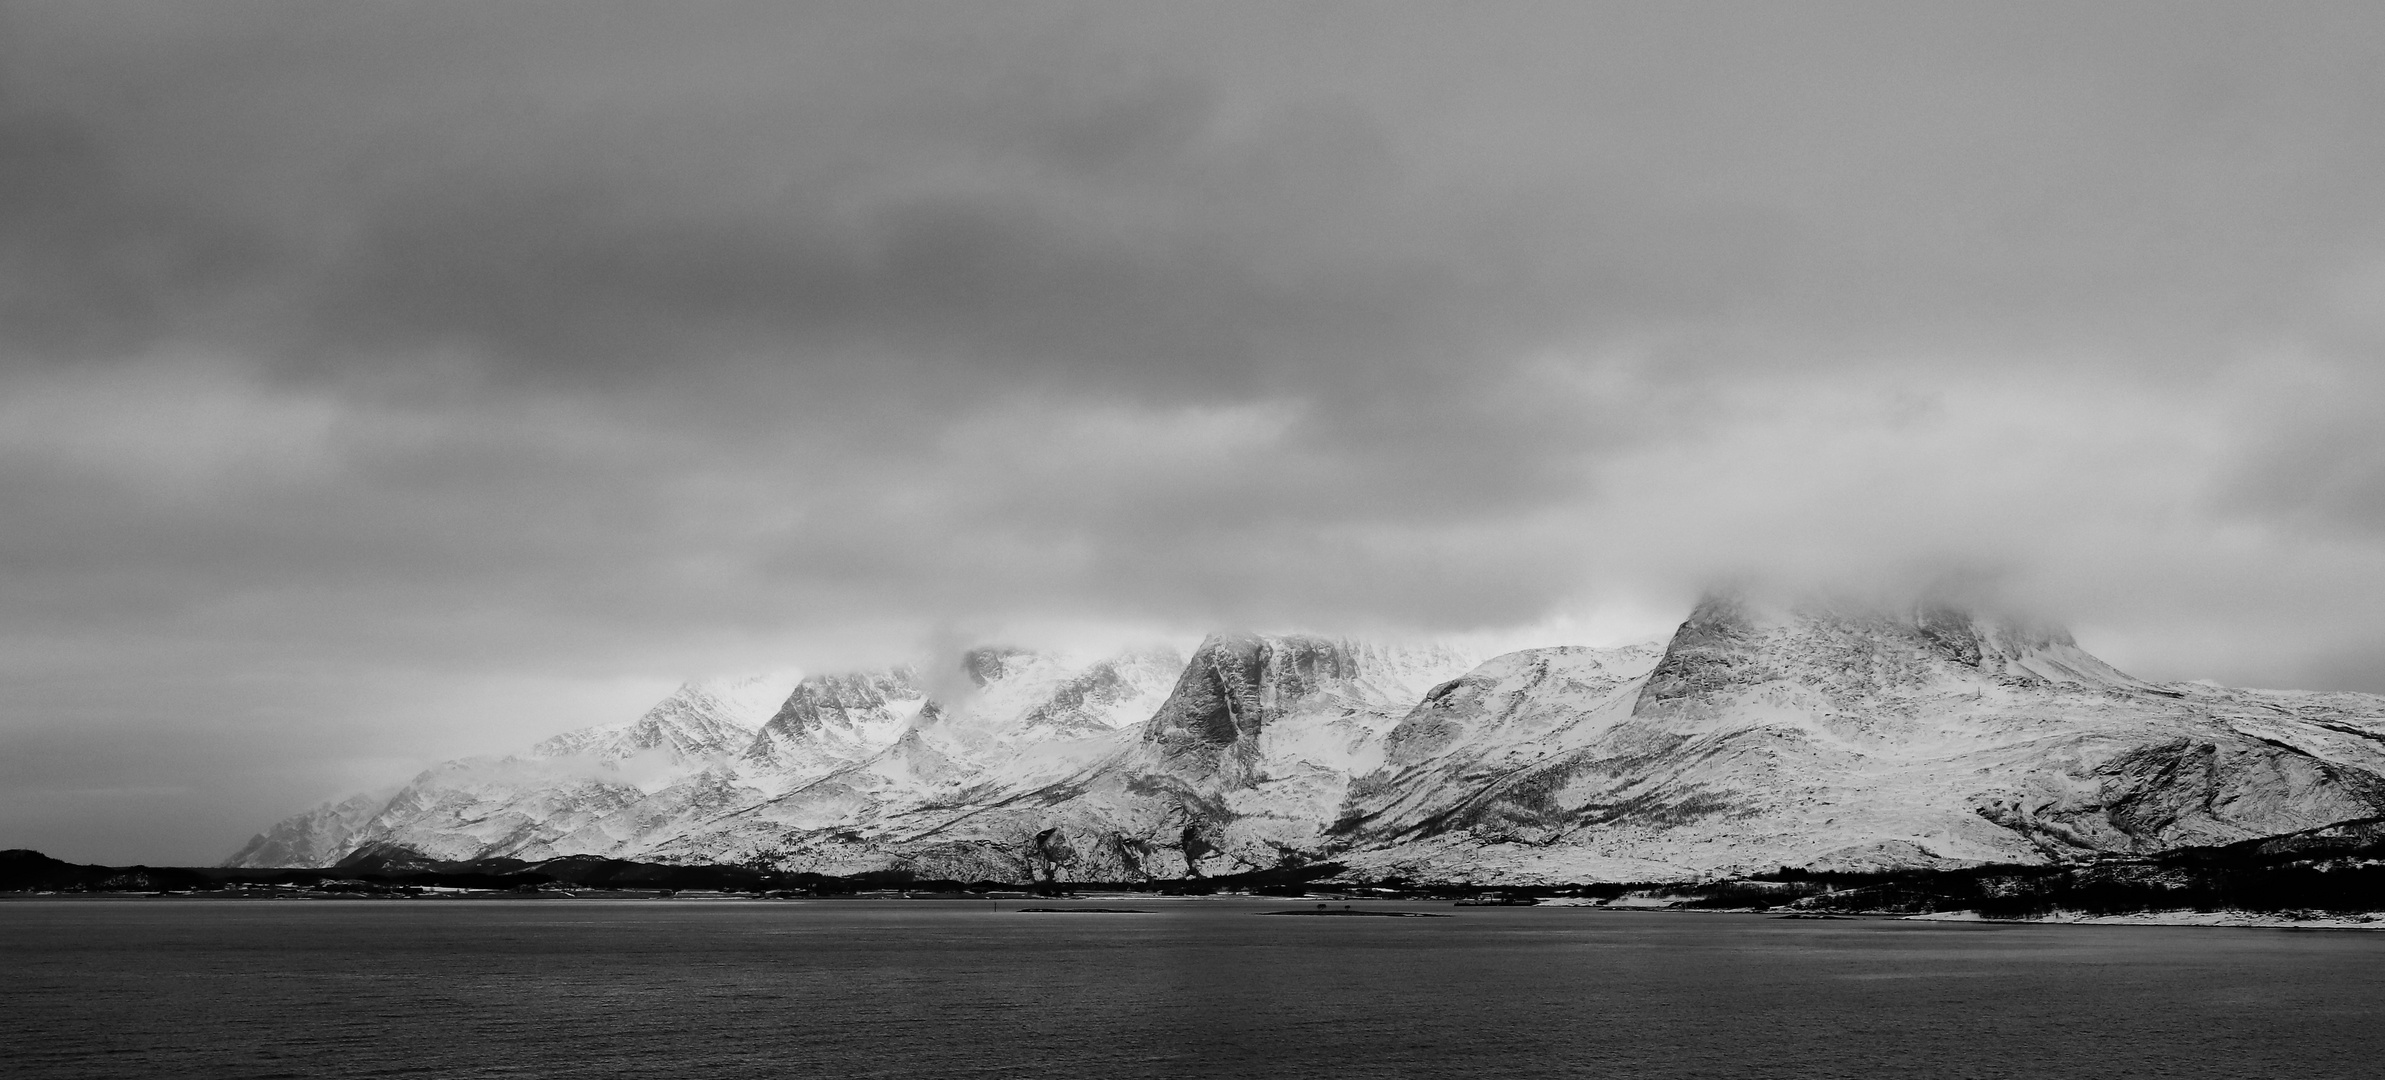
[227, 597, 2385, 883]
[4, 3, 2385, 863]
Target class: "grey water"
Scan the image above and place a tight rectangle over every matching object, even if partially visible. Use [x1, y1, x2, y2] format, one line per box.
[6, 899, 2384, 1079]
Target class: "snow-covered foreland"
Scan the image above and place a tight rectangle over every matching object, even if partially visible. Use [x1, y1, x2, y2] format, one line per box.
[1905, 910, 2385, 930]
[227, 595, 2385, 885]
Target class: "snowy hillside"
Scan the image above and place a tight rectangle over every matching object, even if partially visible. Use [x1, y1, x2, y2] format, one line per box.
[223, 670, 805, 867]
[1333, 595, 2385, 883]
[227, 601, 2385, 885]
[640, 633, 1485, 879]
[222, 648, 1191, 869]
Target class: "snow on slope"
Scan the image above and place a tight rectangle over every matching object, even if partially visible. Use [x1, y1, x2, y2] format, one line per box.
[645, 633, 1484, 880]
[1330, 594, 2385, 883]
[222, 672, 802, 867]
[228, 600, 2385, 884]
[221, 786, 400, 869]
[221, 648, 1191, 869]
[1333, 643, 1666, 856]
[534, 673, 793, 763]
[644, 645, 1190, 873]
[738, 668, 929, 793]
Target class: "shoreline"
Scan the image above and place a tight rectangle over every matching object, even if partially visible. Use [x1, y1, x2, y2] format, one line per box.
[1903, 909, 2385, 931]
[11, 890, 2385, 930]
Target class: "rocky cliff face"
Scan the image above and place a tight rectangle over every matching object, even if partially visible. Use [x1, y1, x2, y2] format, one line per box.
[227, 600, 2385, 885]
[1147, 633, 1363, 751]
[739, 668, 926, 782]
[1144, 634, 1472, 753]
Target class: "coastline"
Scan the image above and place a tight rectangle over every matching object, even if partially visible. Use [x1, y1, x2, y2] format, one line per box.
[1904, 909, 2385, 931]
[13, 888, 2385, 931]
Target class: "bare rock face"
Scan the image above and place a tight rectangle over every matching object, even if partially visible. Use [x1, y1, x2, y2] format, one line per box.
[1913, 602, 1983, 667]
[961, 646, 1034, 687]
[752, 669, 923, 745]
[1634, 595, 1767, 716]
[1146, 633, 1368, 752]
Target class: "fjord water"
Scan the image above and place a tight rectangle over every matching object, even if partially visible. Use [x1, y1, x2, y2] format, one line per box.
[6, 900, 2383, 1079]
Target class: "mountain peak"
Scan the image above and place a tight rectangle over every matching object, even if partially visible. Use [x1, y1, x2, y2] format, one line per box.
[1144, 632, 1475, 753]
[229, 608, 2385, 883]
[1637, 590, 2137, 719]
[738, 666, 928, 777]
[534, 673, 793, 762]
[960, 646, 1037, 687]
[754, 667, 923, 739]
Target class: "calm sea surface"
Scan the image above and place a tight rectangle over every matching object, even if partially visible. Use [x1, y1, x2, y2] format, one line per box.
[5, 897, 2383, 1079]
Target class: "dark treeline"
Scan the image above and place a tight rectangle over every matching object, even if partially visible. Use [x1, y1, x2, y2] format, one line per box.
[0, 849, 1370, 898]
[1683, 815, 2385, 916]
[14, 815, 2385, 913]
[1, 850, 1001, 896]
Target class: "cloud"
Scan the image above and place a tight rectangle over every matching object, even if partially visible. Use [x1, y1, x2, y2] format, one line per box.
[4, 2, 2385, 861]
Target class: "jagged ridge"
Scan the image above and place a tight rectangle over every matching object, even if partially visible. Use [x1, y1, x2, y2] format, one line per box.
[226, 599, 2385, 886]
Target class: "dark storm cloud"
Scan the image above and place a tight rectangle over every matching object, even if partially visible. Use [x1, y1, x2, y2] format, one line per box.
[296, 66, 1769, 396]
[0, 2, 1798, 394]
[18, 2, 2381, 387]
[0, 103, 255, 354]
[5, 1, 2385, 861]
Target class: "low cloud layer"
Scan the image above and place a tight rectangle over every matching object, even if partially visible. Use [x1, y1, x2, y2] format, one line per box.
[4, 1, 2384, 861]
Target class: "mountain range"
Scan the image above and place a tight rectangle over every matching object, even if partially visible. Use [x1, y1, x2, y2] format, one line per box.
[227, 594, 2385, 884]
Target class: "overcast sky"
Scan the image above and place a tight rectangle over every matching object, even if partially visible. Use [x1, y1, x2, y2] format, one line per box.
[4, 1, 2383, 863]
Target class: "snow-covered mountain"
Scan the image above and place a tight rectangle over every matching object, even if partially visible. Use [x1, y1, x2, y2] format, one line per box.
[224, 786, 402, 869]
[224, 671, 803, 867]
[222, 647, 1191, 870]
[1332, 594, 2385, 882]
[227, 601, 2385, 884]
[639, 633, 1484, 879]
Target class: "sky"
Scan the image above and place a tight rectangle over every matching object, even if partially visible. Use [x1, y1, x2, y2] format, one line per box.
[3, 1, 2384, 864]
